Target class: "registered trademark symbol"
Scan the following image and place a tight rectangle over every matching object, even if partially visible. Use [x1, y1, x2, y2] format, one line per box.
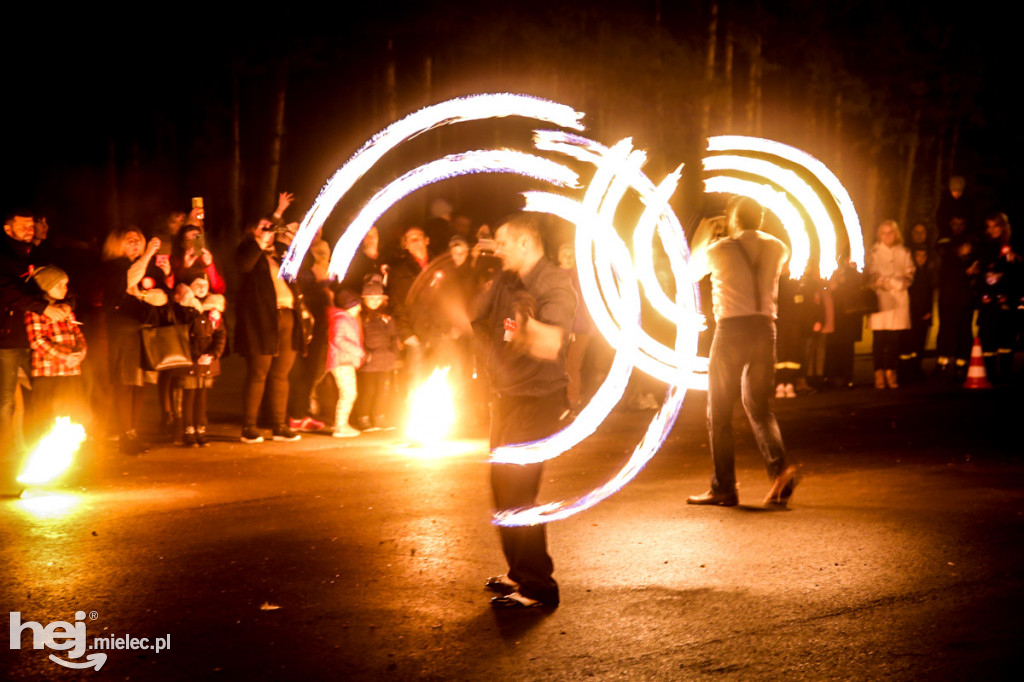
[89, 611, 99, 620]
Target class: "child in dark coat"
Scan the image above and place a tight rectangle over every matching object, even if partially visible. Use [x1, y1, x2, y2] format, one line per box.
[173, 275, 226, 447]
[355, 275, 400, 431]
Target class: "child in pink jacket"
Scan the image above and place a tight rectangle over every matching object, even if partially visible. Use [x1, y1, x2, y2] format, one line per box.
[327, 288, 365, 437]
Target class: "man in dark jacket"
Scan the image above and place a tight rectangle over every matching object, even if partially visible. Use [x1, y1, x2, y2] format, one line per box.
[473, 212, 576, 609]
[2, 209, 70, 495]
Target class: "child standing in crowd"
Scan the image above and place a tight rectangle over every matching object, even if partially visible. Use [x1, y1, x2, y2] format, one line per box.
[173, 275, 226, 447]
[327, 288, 365, 438]
[24, 265, 87, 443]
[355, 275, 400, 431]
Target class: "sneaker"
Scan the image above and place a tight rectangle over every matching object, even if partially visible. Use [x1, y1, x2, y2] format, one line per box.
[289, 416, 326, 432]
[183, 427, 198, 448]
[196, 426, 211, 447]
[332, 425, 361, 438]
[355, 415, 374, 432]
[775, 384, 786, 399]
[240, 426, 264, 444]
[784, 384, 796, 398]
[272, 425, 301, 442]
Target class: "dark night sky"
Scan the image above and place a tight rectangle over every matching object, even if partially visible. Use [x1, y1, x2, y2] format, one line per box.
[4, 2, 1020, 245]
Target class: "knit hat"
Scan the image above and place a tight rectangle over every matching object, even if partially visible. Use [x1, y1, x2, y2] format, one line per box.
[30, 265, 68, 295]
[361, 274, 385, 297]
[334, 287, 361, 310]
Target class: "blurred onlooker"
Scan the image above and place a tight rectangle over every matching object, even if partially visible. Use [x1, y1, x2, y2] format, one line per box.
[388, 226, 433, 393]
[24, 265, 87, 444]
[326, 288, 364, 437]
[824, 257, 870, 389]
[234, 217, 306, 443]
[102, 228, 169, 455]
[935, 176, 977, 240]
[424, 198, 453, 258]
[867, 220, 914, 389]
[173, 275, 226, 447]
[3, 209, 75, 491]
[934, 216, 978, 382]
[901, 243, 938, 384]
[172, 224, 225, 294]
[354, 275, 399, 431]
[976, 212, 1021, 382]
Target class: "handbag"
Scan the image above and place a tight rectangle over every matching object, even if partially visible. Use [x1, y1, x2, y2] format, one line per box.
[140, 306, 193, 371]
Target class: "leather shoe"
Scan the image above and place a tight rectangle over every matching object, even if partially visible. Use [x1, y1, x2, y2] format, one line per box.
[687, 490, 738, 506]
[765, 465, 802, 506]
[484, 575, 519, 595]
[490, 592, 545, 609]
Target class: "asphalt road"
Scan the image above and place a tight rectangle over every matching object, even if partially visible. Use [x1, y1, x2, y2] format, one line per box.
[2, 364, 1022, 681]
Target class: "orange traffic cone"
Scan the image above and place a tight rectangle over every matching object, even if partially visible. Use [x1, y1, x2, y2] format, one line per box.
[963, 337, 992, 389]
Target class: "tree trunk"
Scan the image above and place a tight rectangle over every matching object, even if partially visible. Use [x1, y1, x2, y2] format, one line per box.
[898, 109, 921, 230]
[724, 12, 733, 132]
[266, 65, 288, 214]
[107, 137, 120, 229]
[230, 73, 242, 237]
[386, 39, 398, 124]
[747, 25, 762, 136]
[864, 118, 884, 233]
[701, 0, 718, 143]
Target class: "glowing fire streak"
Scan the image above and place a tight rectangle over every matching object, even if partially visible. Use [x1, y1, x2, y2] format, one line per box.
[406, 368, 456, 443]
[17, 417, 86, 486]
[280, 93, 860, 525]
[495, 383, 686, 526]
[704, 175, 811, 276]
[707, 135, 865, 272]
[282, 94, 585, 280]
[326, 150, 579, 283]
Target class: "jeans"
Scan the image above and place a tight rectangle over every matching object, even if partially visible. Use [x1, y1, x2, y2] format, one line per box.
[707, 316, 788, 494]
[0, 348, 29, 462]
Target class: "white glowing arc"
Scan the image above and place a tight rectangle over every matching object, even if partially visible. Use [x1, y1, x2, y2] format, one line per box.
[706, 135, 865, 273]
[325, 150, 580, 283]
[282, 94, 585, 280]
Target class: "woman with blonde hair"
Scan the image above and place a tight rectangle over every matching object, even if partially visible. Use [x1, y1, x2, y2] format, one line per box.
[102, 227, 171, 453]
[867, 220, 914, 388]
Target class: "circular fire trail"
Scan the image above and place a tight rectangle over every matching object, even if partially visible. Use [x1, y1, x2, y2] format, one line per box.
[283, 94, 861, 526]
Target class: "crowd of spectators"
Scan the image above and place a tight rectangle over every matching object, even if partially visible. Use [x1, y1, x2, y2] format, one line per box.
[1, 174, 1021, 482]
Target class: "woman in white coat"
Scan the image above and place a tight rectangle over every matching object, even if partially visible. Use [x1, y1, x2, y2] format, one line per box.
[867, 220, 915, 388]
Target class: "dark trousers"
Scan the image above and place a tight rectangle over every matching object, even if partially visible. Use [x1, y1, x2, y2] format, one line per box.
[937, 300, 973, 363]
[243, 309, 297, 428]
[354, 371, 392, 422]
[182, 388, 208, 429]
[872, 329, 903, 370]
[0, 348, 29, 463]
[707, 316, 788, 495]
[490, 388, 568, 604]
[114, 384, 145, 436]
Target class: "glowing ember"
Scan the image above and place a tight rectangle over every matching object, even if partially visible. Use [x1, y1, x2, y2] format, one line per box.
[17, 417, 86, 486]
[406, 368, 456, 443]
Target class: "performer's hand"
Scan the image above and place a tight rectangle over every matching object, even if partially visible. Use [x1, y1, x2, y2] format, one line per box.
[511, 290, 537, 320]
[198, 354, 213, 366]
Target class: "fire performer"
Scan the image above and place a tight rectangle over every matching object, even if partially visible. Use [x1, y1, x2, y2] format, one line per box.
[472, 212, 576, 609]
[687, 196, 801, 508]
